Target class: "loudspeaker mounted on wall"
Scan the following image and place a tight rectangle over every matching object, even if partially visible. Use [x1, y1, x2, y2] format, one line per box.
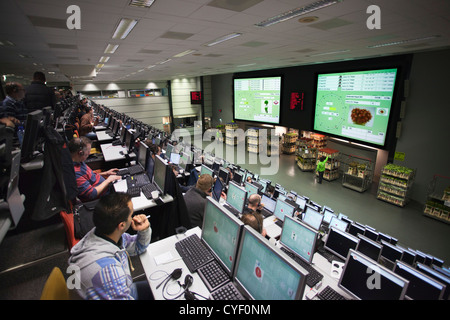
[396, 121, 402, 139]
[400, 100, 406, 119]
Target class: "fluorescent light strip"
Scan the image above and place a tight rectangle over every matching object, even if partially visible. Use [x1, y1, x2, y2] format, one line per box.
[99, 56, 110, 63]
[367, 35, 440, 48]
[173, 49, 196, 58]
[204, 33, 241, 47]
[112, 18, 138, 40]
[255, 0, 343, 27]
[104, 44, 119, 54]
[129, 0, 155, 8]
[158, 59, 171, 64]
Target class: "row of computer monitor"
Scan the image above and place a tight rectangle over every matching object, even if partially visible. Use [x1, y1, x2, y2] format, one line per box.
[135, 142, 169, 196]
[199, 196, 450, 300]
[197, 163, 449, 300]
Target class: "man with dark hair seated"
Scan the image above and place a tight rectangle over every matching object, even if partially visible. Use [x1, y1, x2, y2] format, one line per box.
[69, 192, 152, 300]
[68, 136, 120, 202]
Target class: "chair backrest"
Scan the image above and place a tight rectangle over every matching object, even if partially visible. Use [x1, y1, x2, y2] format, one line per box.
[40, 267, 69, 300]
[60, 210, 79, 251]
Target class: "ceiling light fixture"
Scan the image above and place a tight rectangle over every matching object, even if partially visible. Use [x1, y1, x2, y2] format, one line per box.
[0, 40, 15, 46]
[129, 0, 155, 8]
[367, 35, 440, 48]
[204, 33, 242, 47]
[255, 0, 343, 27]
[99, 56, 110, 63]
[112, 18, 138, 40]
[104, 44, 119, 54]
[158, 59, 172, 64]
[173, 49, 197, 58]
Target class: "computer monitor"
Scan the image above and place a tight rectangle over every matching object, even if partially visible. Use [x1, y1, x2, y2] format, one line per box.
[324, 227, 360, 261]
[170, 152, 180, 165]
[398, 247, 416, 266]
[364, 227, 379, 241]
[322, 208, 336, 224]
[226, 181, 247, 214]
[394, 261, 446, 300]
[153, 155, 168, 194]
[281, 216, 318, 264]
[339, 250, 409, 300]
[212, 161, 220, 172]
[303, 206, 323, 230]
[258, 179, 267, 193]
[112, 118, 120, 136]
[329, 216, 349, 232]
[356, 234, 383, 262]
[200, 164, 214, 177]
[415, 263, 450, 300]
[348, 223, 366, 237]
[179, 152, 189, 171]
[377, 232, 392, 243]
[212, 178, 224, 202]
[380, 239, 404, 263]
[273, 199, 295, 222]
[165, 143, 173, 159]
[125, 129, 134, 151]
[218, 168, 229, 184]
[244, 183, 259, 198]
[260, 194, 276, 214]
[119, 123, 127, 143]
[201, 197, 244, 275]
[233, 226, 308, 300]
[21, 110, 43, 161]
[233, 171, 243, 185]
[295, 196, 307, 212]
[137, 142, 149, 169]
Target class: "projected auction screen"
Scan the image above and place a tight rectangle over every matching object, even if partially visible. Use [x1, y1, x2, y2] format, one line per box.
[234, 76, 281, 124]
[314, 69, 397, 146]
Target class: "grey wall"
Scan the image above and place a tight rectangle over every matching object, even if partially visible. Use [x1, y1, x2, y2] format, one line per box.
[394, 48, 450, 203]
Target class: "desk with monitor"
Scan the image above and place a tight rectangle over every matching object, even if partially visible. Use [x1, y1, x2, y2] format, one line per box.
[139, 197, 359, 301]
[100, 142, 135, 162]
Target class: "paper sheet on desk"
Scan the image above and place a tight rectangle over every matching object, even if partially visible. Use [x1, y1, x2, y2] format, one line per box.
[154, 251, 175, 265]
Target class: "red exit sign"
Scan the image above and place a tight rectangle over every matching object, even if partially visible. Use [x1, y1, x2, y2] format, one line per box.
[190, 91, 202, 104]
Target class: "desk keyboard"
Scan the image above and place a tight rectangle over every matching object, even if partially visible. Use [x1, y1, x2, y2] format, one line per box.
[127, 186, 141, 198]
[280, 247, 323, 288]
[317, 247, 344, 264]
[197, 260, 230, 292]
[126, 173, 150, 188]
[175, 234, 214, 272]
[141, 183, 158, 199]
[317, 285, 347, 301]
[211, 282, 244, 300]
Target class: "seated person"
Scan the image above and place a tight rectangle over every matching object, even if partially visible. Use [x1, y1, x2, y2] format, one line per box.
[68, 136, 120, 202]
[79, 107, 99, 139]
[183, 174, 214, 228]
[1, 82, 27, 121]
[241, 212, 264, 235]
[68, 192, 152, 300]
[243, 194, 267, 237]
[169, 164, 191, 193]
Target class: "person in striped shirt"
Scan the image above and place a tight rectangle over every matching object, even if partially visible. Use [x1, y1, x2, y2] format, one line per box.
[68, 136, 121, 202]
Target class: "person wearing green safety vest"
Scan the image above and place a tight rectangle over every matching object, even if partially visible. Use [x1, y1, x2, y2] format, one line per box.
[316, 155, 329, 184]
